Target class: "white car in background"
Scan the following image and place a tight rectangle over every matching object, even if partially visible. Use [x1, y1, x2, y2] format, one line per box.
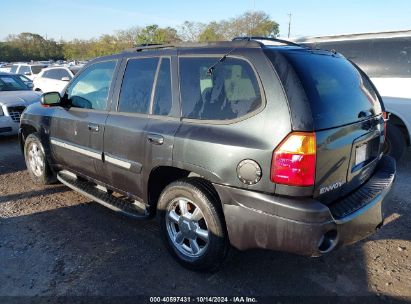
[9, 63, 48, 80]
[294, 30, 411, 160]
[33, 66, 82, 94]
[0, 73, 41, 136]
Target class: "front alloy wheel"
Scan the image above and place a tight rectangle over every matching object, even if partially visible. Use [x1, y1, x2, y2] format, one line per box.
[27, 141, 45, 177]
[24, 133, 56, 185]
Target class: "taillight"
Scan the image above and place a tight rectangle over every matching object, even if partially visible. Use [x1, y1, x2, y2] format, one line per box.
[271, 132, 316, 187]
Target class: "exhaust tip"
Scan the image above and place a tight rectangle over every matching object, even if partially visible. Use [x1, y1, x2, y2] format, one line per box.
[318, 230, 338, 253]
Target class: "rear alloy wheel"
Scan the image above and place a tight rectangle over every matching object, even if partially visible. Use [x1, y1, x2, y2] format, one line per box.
[158, 178, 229, 271]
[166, 197, 210, 258]
[24, 133, 56, 185]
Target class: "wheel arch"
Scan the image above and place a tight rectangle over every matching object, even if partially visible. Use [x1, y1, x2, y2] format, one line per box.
[19, 123, 39, 152]
[147, 165, 223, 217]
[387, 111, 411, 146]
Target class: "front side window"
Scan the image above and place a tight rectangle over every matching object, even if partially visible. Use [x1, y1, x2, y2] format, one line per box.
[118, 57, 159, 114]
[180, 57, 262, 120]
[66, 60, 116, 110]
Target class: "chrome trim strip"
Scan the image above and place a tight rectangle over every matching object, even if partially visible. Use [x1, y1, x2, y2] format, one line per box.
[50, 138, 101, 160]
[104, 154, 132, 169]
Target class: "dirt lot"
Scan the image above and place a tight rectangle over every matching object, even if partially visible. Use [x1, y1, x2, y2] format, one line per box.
[0, 135, 410, 301]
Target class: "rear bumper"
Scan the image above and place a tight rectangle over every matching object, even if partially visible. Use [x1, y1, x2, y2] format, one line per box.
[214, 155, 396, 256]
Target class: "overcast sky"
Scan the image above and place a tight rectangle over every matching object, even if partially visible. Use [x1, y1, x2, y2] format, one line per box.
[1, 0, 410, 40]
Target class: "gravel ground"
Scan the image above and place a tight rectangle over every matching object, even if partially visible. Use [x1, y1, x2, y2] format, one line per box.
[0, 135, 410, 301]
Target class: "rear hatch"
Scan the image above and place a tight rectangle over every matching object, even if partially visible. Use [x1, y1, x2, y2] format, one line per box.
[268, 48, 385, 204]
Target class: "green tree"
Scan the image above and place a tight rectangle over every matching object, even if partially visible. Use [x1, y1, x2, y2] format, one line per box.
[136, 25, 181, 44]
[227, 11, 279, 38]
[5, 32, 63, 61]
[198, 22, 224, 42]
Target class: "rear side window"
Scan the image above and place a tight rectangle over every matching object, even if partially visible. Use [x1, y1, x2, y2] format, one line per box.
[279, 52, 382, 129]
[118, 58, 159, 114]
[153, 58, 172, 116]
[179, 57, 262, 120]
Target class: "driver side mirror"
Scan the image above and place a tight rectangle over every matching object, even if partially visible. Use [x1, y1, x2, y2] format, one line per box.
[41, 92, 61, 106]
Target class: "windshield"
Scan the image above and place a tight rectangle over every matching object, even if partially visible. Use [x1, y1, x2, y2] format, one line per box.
[0, 75, 29, 91]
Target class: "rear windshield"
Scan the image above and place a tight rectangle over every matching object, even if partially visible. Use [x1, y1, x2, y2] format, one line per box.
[279, 51, 382, 129]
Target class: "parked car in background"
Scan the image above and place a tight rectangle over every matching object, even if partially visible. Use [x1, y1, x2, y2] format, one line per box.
[10, 63, 48, 80]
[17, 74, 34, 88]
[0, 73, 41, 136]
[0, 63, 12, 73]
[295, 30, 411, 160]
[33, 66, 82, 93]
[20, 39, 395, 270]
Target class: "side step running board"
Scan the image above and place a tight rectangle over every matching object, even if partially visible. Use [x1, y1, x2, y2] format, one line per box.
[57, 171, 149, 219]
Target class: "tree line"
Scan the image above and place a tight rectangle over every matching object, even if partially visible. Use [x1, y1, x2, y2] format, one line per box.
[0, 11, 279, 62]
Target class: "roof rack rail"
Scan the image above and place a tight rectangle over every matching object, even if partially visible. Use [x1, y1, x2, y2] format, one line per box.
[232, 36, 302, 47]
[123, 44, 175, 53]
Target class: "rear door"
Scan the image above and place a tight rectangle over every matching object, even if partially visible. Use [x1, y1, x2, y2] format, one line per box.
[49, 60, 118, 179]
[100, 56, 159, 200]
[100, 54, 180, 202]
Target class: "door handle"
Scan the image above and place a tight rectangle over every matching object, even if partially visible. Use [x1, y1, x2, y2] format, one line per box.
[147, 133, 164, 145]
[88, 123, 99, 132]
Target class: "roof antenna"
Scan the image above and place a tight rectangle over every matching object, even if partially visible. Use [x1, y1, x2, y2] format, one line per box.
[207, 40, 250, 75]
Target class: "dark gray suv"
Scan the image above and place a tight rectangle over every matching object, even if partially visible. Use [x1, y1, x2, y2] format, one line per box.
[19, 38, 396, 271]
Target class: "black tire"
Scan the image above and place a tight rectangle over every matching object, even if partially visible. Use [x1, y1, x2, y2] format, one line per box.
[384, 122, 406, 161]
[24, 133, 56, 185]
[157, 177, 229, 272]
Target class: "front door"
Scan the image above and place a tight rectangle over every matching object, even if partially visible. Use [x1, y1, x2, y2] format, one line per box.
[49, 60, 118, 180]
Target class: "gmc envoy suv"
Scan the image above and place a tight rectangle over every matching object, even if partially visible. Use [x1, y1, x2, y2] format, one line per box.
[19, 38, 396, 271]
